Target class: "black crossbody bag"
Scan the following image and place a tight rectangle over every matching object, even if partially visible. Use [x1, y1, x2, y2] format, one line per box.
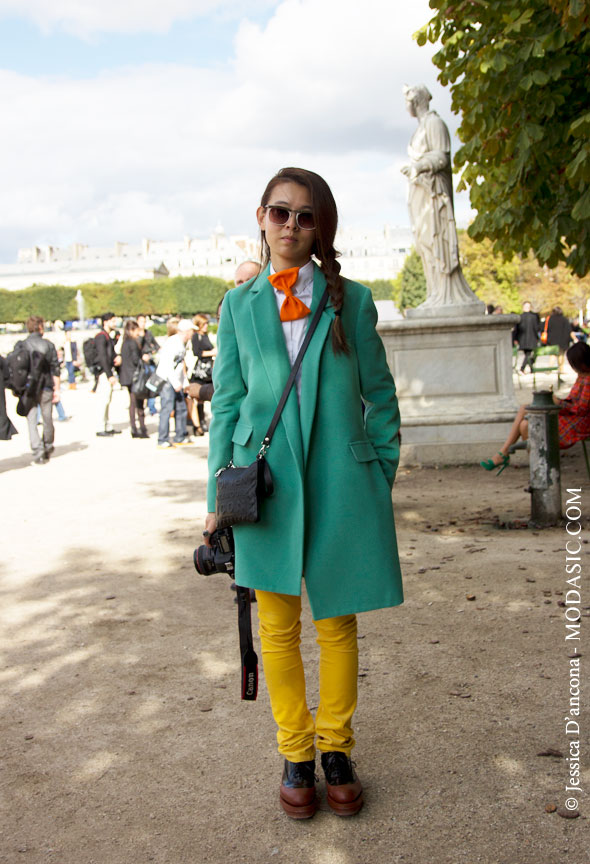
[215, 288, 329, 530]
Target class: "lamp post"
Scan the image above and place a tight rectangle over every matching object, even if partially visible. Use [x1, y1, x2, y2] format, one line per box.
[526, 390, 561, 526]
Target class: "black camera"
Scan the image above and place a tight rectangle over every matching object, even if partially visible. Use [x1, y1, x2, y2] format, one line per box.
[193, 527, 235, 577]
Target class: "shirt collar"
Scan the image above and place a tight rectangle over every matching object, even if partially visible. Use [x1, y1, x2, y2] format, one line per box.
[269, 259, 314, 295]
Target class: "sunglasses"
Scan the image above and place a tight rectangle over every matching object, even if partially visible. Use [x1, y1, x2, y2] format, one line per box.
[264, 205, 315, 231]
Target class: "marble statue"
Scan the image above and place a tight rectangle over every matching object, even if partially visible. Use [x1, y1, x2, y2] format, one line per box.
[401, 84, 484, 317]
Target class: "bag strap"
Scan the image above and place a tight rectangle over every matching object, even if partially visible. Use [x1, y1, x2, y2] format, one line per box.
[258, 288, 329, 457]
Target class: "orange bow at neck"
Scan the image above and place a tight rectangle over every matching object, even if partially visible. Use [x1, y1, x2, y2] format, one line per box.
[268, 267, 311, 322]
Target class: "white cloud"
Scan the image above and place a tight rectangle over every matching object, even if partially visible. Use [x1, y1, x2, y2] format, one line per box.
[0, 0, 474, 262]
[0, 0, 280, 37]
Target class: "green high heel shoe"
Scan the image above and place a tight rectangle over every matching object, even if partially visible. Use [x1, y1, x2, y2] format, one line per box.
[480, 452, 510, 476]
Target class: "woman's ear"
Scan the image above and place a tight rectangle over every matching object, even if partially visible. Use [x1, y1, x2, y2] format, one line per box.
[256, 206, 266, 230]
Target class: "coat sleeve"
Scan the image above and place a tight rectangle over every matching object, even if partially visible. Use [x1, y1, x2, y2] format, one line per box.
[47, 342, 60, 379]
[95, 333, 112, 377]
[355, 287, 401, 487]
[206, 293, 248, 512]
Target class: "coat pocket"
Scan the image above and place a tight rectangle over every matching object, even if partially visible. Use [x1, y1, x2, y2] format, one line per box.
[232, 421, 253, 447]
[349, 440, 378, 462]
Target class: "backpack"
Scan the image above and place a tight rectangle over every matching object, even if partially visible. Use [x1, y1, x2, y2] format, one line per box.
[6, 340, 50, 416]
[5, 341, 30, 396]
[83, 336, 101, 374]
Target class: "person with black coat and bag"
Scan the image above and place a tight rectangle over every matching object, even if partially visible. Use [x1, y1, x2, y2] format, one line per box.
[95, 312, 122, 437]
[20, 316, 60, 464]
[514, 301, 540, 373]
[119, 319, 150, 438]
[547, 306, 575, 373]
[188, 313, 216, 434]
[0, 356, 17, 441]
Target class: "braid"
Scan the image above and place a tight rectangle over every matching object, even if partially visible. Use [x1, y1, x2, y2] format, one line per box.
[320, 250, 349, 355]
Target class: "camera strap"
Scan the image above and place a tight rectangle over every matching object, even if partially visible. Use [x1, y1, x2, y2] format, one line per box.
[236, 586, 258, 700]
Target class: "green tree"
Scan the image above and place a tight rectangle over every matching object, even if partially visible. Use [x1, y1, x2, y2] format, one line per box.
[459, 232, 521, 312]
[395, 248, 427, 310]
[364, 279, 398, 302]
[417, 1, 590, 276]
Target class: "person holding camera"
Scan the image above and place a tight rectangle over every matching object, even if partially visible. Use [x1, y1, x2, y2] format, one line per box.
[204, 167, 403, 820]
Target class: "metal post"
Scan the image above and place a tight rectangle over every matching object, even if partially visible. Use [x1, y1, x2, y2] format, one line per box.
[526, 390, 562, 526]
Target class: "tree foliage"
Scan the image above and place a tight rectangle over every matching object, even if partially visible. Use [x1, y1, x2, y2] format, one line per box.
[515, 253, 590, 317]
[459, 233, 521, 312]
[364, 279, 399, 302]
[458, 230, 590, 315]
[0, 275, 231, 323]
[394, 248, 427, 309]
[416, 0, 590, 276]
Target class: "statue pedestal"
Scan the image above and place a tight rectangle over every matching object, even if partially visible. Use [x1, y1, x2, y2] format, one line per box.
[406, 299, 485, 318]
[378, 314, 520, 465]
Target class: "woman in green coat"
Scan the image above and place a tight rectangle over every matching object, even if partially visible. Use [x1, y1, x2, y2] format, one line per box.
[205, 167, 403, 819]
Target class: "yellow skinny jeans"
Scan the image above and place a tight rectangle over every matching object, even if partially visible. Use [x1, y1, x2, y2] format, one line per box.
[256, 590, 358, 763]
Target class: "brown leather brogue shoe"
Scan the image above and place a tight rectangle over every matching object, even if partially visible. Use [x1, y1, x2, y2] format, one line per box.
[321, 751, 364, 816]
[279, 759, 318, 819]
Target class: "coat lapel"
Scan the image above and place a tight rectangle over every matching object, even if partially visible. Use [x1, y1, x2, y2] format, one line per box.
[299, 264, 334, 466]
[250, 265, 304, 474]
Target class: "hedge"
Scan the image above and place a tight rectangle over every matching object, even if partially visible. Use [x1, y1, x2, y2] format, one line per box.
[0, 275, 233, 323]
[0, 274, 400, 324]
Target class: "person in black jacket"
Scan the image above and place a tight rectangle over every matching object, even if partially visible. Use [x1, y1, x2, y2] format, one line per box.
[137, 314, 159, 416]
[119, 319, 149, 438]
[188, 313, 216, 434]
[22, 316, 61, 463]
[547, 306, 575, 373]
[0, 356, 18, 441]
[95, 312, 122, 437]
[514, 301, 540, 373]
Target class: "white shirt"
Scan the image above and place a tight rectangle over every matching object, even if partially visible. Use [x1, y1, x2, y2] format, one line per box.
[156, 333, 186, 390]
[269, 259, 314, 402]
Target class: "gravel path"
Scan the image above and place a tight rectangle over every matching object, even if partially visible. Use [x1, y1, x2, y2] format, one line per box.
[0, 380, 588, 864]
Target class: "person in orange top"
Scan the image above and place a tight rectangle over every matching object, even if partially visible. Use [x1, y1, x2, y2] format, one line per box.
[481, 341, 590, 473]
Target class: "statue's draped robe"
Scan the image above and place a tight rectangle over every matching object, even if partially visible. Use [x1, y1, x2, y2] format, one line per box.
[407, 111, 475, 307]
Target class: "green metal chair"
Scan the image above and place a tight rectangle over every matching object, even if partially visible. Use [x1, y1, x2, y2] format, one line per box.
[531, 345, 561, 388]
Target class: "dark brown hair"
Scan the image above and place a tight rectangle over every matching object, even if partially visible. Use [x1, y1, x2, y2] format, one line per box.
[26, 315, 44, 333]
[123, 319, 139, 340]
[566, 342, 590, 374]
[259, 167, 348, 354]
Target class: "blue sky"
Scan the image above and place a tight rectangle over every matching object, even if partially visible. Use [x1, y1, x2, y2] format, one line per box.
[0, 12, 273, 76]
[0, 0, 470, 265]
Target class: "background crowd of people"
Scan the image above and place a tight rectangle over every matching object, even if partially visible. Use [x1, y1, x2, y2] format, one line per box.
[1, 285, 587, 466]
[0, 260, 265, 463]
[510, 302, 587, 374]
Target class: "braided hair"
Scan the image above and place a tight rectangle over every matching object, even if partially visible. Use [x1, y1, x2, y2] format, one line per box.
[259, 167, 349, 355]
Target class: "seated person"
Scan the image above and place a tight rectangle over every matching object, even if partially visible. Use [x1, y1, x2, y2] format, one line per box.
[481, 342, 590, 474]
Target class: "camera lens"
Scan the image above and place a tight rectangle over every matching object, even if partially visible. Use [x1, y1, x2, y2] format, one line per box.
[194, 545, 216, 576]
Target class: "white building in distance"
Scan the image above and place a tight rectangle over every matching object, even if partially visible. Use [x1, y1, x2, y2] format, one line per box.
[0, 225, 413, 291]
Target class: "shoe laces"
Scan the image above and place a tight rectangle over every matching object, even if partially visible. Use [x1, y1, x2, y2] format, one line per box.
[285, 760, 317, 785]
[322, 752, 355, 784]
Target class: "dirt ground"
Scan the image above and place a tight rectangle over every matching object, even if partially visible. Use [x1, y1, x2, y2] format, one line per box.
[0, 378, 588, 864]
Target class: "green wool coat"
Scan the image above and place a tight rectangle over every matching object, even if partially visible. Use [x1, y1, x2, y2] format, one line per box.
[207, 263, 403, 620]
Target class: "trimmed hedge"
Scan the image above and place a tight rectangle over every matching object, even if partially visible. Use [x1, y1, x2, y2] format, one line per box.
[0, 275, 233, 323]
[0, 273, 401, 324]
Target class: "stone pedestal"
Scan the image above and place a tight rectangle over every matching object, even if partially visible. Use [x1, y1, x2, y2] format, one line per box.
[378, 314, 520, 465]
